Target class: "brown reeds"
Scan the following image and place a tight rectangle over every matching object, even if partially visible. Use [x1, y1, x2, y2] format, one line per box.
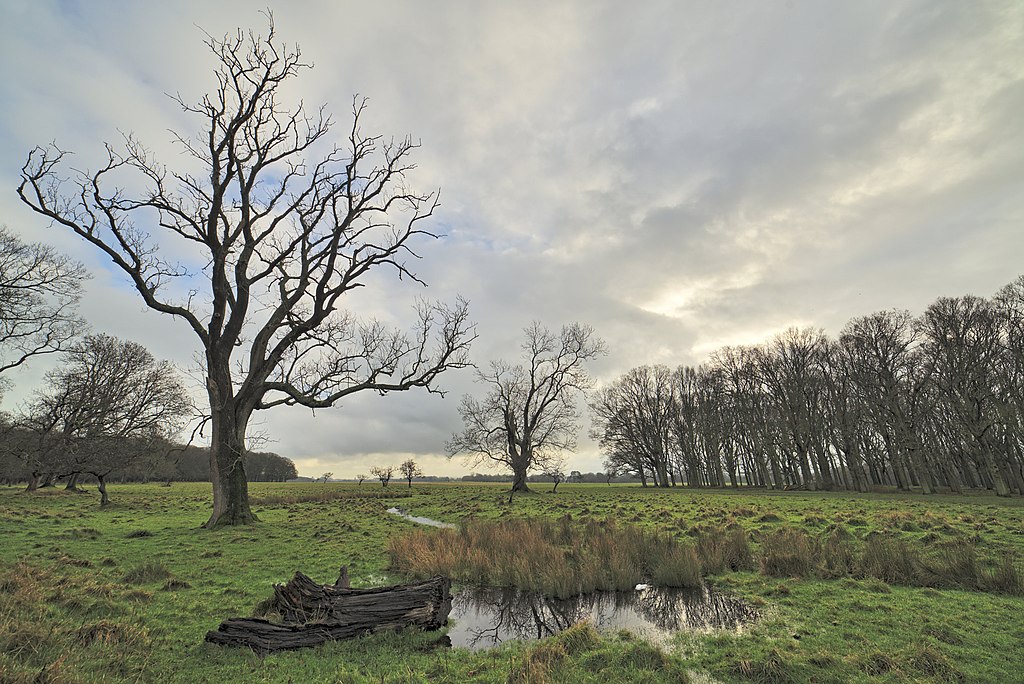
[388, 517, 703, 597]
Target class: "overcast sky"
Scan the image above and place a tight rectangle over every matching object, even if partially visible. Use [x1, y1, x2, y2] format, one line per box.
[1, 0, 1022, 478]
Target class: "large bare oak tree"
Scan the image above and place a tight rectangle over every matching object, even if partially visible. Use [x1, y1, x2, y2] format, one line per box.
[18, 20, 474, 526]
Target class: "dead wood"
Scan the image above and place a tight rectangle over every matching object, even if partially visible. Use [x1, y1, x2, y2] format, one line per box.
[205, 572, 451, 653]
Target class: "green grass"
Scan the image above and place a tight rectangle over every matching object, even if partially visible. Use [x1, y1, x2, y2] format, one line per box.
[1, 481, 1023, 682]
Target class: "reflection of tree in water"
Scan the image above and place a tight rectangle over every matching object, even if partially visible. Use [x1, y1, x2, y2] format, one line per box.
[631, 586, 760, 632]
[451, 588, 590, 648]
[449, 586, 758, 648]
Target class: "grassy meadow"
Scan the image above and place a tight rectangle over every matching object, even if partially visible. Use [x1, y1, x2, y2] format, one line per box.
[1, 481, 1023, 683]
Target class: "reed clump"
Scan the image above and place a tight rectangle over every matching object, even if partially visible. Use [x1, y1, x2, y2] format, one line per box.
[388, 517, 702, 597]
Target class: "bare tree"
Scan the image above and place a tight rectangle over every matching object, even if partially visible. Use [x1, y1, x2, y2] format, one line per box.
[590, 365, 676, 488]
[356, 473, 367, 485]
[448, 322, 605, 500]
[23, 334, 190, 504]
[921, 296, 1014, 495]
[543, 465, 566, 492]
[0, 226, 87, 383]
[839, 311, 936, 493]
[19, 19, 474, 526]
[370, 465, 393, 488]
[399, 458, 422, 489]
[319, 472, 334, 483]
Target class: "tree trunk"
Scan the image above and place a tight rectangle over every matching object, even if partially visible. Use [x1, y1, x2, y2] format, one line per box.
[97, 474, 109, 506]
[64, 472, 80, 491]
[205, 394, 258, 528]
[25, 472, 41, 492]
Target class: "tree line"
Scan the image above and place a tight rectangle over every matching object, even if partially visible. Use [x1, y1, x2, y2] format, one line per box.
[591, 277, 1024, 496]
[0, 437, 296, 489]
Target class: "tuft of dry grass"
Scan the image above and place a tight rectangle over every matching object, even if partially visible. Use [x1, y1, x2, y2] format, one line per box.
[121, 561, 173, 585]
[759, 529, 814, 578]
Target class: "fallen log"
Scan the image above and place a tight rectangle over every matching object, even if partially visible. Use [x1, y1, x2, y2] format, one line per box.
[205, 573, 452, 653]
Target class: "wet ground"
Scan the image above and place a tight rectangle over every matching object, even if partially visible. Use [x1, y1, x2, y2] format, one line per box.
[445, 584, 759, 650]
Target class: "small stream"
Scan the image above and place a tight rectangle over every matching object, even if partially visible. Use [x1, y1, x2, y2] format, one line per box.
[386, 507, 456, 529]
[446, 585, 759, 650]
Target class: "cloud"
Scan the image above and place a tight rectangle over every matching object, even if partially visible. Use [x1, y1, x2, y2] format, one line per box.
[1, 0, 1022, 477]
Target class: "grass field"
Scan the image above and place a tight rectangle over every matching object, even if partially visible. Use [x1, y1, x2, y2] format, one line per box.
[1, 481, 1023, 683]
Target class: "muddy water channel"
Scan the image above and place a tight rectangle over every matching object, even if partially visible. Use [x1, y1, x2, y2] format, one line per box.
[446, 585, 759, 650]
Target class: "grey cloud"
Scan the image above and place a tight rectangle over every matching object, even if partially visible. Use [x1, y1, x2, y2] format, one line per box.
[1, 0, 1021, 477]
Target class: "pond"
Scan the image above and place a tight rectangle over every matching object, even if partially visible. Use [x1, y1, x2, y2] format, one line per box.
[445, 584, 759, 650]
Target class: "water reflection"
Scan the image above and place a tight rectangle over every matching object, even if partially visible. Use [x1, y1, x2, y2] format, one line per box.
[386, 507, 456, 529]
[446, 585, 758, 650]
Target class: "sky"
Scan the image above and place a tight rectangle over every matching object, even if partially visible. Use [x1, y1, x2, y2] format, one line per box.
[1, 0, 1022, 479]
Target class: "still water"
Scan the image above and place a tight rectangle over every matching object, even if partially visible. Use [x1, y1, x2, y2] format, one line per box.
[446, 584, 759, 650]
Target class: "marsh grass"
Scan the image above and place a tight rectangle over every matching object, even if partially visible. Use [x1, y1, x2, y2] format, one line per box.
[2, 481, 1023, 683]
[753, 527, 1024, 594]
[389, 516, 703, 597]
[0, 562, 153, 683]
[759, 528, 815, 577]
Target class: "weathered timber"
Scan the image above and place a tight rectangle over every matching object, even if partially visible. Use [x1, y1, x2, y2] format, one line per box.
[205, 573, 452, 653]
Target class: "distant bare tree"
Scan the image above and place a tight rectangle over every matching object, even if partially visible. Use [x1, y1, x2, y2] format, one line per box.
[319, 472, 334, 484]
[448, 322, 605, 501]
[19, 18, 474, 526]
[370, 465, 393, 487]
[399, 458, 422, 489]
[356, 473, 367, 485]
[0, 226, 87, 382]
[543, 465, 566, 493]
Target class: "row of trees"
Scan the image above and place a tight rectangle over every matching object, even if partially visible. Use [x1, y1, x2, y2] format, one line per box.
[1, 334, 191, 504]
[0, 441, 296, 488]
[591, 278, 1024, 496]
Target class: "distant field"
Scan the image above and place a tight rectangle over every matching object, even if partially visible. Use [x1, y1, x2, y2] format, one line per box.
[1, 482, 1022, 683]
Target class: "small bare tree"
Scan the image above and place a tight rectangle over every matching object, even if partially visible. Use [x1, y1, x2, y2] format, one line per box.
[370, 465, 393, 487]
[19, 19, 474, 527]
[356, 473, 367, 485]
[0, 226, 87, 382]
[399, 458, 422, 488]
[543, 465, 566, 493]
[448, 322, 605, 501]
[319, 472, 334, 484]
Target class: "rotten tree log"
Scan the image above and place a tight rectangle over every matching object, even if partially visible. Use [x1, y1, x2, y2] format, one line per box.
[205, 572, 452, 653]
